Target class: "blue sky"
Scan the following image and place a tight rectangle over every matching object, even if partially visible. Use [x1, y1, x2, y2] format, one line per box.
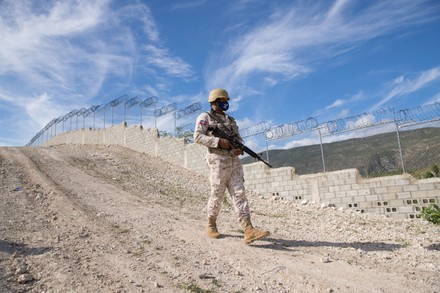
[1, 0, 440, 150]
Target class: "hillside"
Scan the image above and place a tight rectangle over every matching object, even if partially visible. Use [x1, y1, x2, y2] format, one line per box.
[0, 145, 439, 292]
[242, 127, 440, 176]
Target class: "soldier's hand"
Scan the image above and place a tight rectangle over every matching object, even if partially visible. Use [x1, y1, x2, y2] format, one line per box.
[233, 148, 244, 156]
[218, 138, 232, 149]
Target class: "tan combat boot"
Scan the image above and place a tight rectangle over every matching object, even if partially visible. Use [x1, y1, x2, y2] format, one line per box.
[242, 218, 270, 244]
[207, 216, 220, 239]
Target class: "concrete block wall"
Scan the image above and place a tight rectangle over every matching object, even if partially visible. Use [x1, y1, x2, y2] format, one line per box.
[123, 126, 157, 156]
[156, 137, 186, 167]
[243, 163, 440, 219]
[45, 124, 440, 219]
[184, 143, 210, 175]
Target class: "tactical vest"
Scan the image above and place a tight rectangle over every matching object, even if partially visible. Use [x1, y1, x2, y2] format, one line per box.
[206, 110, 239, 137]
[206, 110, 240, 156]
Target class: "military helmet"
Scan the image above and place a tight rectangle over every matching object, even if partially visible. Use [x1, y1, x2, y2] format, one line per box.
[208, 88, 230, 103]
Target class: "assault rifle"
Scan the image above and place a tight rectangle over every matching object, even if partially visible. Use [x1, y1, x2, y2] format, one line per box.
[211, 127, 273, 168]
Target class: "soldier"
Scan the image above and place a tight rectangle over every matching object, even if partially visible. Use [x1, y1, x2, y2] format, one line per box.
[194, 88, 270, 244]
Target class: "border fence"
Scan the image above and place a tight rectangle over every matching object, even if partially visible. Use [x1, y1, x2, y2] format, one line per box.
[26, 95, 204, 147]
[27, 97, 440, 179]
[261, 103, 440, 178]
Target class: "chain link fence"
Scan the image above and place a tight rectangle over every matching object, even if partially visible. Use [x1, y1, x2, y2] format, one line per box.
[28, 95, 440, 179]
[26, 95, 204, 146]
[262, 102, 440, 178]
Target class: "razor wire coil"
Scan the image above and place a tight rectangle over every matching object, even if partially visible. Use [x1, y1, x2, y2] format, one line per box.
[154, 103, 176, 117]
[240, 121, 271, 138]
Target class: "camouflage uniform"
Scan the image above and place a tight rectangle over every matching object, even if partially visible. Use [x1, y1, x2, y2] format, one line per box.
[194, 110, 250, 222]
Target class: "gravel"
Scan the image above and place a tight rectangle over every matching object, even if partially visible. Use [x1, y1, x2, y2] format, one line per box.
[0, 144, 439, 293]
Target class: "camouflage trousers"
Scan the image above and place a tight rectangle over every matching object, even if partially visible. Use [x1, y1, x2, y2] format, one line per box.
[205, 153, 250, 222]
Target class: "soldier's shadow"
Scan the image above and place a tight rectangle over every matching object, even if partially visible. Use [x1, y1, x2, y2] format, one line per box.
[220, 233, 243, 240]
[0, 239, 52, 256]
[249, 237, 404, 252]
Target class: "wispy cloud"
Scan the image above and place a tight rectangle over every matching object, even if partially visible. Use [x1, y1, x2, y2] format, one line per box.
[143, 45, 194, 79]
[310, 91, 365, 119]
[424, 92, 440, 105]
[0, 0, 194, 144]
[372, 67, 440, 109]
[325, 92, 365, 110]
[170, 0, 207, 11]
[207, 0, 440, 96]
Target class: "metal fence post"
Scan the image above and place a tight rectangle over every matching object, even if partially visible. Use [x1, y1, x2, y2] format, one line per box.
[318, 127, 326, 173]
[395, 123, 406, 174]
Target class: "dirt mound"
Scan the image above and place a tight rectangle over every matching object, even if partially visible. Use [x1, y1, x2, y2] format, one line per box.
[0, 144, 439, 292]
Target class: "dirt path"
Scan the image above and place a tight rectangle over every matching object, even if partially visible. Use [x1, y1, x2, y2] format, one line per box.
[0, 145, 439, 293]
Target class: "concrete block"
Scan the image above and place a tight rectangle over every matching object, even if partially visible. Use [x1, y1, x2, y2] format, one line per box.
[271, 181, 280, 188]
[357, 189, 371, 196]
[347, 190, 359, 196]
[388, 186, 404, 194]
[418, 183, 435, 190]
[321, 186, 330, 193]
[282, 185, 294, 192]
[398, 206, 415, 213]
[328, 186, 338, 192]
[359, 201, 374, 208]
[341, 197, 354, 203]
[411, 190, 429, 198]
[374, 187, 388, 194]
[335, 191, 346, 198]
[380, 179, 397, 187]
[403, 185, 418, 192]
[388, 199, 404, 206]
[354, 195, 366, 202]
[365, 195, 379, 202]
[426, 190, 440, 196]
[396, 192, 411, 199]
[381, 193, 397, 200]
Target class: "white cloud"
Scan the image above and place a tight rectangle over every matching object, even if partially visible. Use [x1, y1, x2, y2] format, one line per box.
[337, 109, 350, 118]
[0, 0, 195, 144]
[207, 1, 440, 96]
[264, 77, 278, 87]
[143, 45, 194, 79]
[373, 67, 440, 109]
[316, 92, 365, 120]
[424, 92, 440, 105]
[25, 93, 73, 128]
[326, 99, 345, 110]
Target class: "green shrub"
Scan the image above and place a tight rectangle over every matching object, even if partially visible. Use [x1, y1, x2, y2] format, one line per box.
[421, 204, 440, 224]
[432, 165, 439, 176]
[424, 171, 435, 178]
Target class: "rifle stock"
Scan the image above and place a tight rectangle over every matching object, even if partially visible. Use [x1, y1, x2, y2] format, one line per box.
[211, 128, 273, 168]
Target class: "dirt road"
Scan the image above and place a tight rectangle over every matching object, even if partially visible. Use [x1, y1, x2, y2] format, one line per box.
[0, 145, 439, 292]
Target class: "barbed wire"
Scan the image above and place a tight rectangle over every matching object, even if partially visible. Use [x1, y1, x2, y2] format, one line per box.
[26, 97, 440, 146]
[321, 108, 396, 135]
[240, 121, 271, 138]
[140, 96, 158, 109]
[154, 103, 176, 117]
[265, 117, 318, 140]
[110, 95, 129, 107]
[174, 102, 203, 120]
[125, 96, 143, 109]
[397, 102, 440, 125]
